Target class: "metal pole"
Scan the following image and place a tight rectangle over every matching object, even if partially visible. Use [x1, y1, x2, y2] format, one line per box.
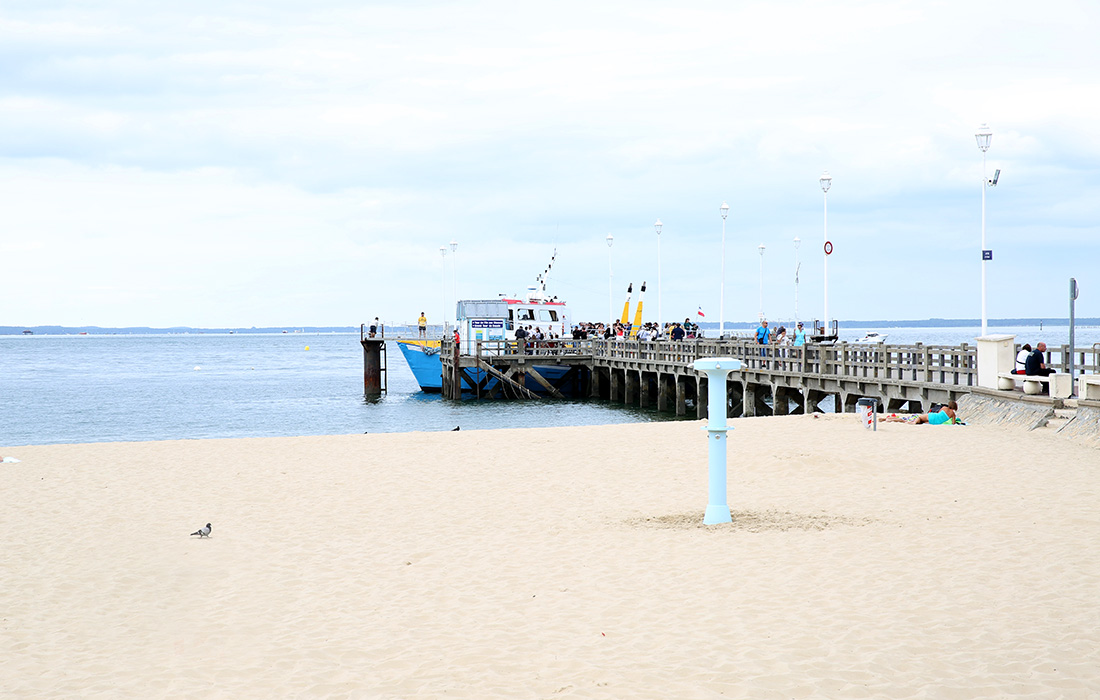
[1070, 277, 1078, 391]
[758, 244, 765, 320]
[721, 216, 726, 338]
[794, 237, 801, 324]
[439, 246, 447, 333]
[656, 219, 662, 331]
[981, 149, 987, 336]
[607, 234, 614, 327]
[450, 240, 458, 315]
[823, 188, 829, 334]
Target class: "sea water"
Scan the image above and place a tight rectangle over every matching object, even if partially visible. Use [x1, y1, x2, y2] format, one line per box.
[1, 333, 667, 446]
[3, 325, 1096, 446]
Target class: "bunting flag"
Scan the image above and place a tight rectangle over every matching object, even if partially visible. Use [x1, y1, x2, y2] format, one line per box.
[697, 306, 705, 318]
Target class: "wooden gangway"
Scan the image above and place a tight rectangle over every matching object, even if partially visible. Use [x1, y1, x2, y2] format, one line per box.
[440, 337, 1100, 417]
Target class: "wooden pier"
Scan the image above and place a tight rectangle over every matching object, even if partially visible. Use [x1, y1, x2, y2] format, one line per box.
[441, 337, 1100, 418]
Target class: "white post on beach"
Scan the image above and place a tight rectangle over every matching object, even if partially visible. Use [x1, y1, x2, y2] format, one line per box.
[692, 357, 742, 524]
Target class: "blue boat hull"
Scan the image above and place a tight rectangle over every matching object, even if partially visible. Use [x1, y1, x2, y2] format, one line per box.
[396, 340, 574, 395]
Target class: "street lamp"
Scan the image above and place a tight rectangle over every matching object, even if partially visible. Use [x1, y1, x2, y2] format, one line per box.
[976, 123, 992, 336]
[439, 245, 448, 332]
[654, 218, 663, 331]
[450, 239, 458, 310]
[720, 202, 729, 338]
[606, 233, 614, 327]
[820, 171, 832, 337]
[793, 236, 801, 323]
[757, 243, 766, 321]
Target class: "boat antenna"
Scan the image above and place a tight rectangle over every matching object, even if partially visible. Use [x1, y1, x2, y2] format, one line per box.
[535, 248, 557, 295]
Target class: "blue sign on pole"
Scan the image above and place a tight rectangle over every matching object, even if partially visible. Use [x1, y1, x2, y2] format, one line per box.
[982, 250, 993, 261]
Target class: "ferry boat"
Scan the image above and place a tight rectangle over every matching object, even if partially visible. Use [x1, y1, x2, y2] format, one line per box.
[397, 276, 572, 394]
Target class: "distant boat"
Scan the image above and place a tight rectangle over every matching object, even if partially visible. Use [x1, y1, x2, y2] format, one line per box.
[855, 332, 888, 344]
[22, 329, 33, 335]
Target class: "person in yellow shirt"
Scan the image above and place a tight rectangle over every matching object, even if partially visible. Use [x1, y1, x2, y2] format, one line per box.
[418, 312, 427, 338]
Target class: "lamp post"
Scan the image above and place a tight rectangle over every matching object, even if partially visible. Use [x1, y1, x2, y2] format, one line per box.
[976, 123, 992, 336]
[606, 233, 614, 327]
[654, 218, 663, 331]
[757, 243, 766, 321]
[450, 239, 458, 313]
[720, 202, 729, 338]
[793, 236, 801, 323]
[439, 245, 448, 332]
[820, 171, 832, 336]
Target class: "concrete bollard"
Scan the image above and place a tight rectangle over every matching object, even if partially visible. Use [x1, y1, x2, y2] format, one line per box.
[692, 358, 743, 524]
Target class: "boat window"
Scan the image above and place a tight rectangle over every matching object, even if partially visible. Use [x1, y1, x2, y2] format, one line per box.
[539, 310, 558, 322]
[519, 309, 535, 321]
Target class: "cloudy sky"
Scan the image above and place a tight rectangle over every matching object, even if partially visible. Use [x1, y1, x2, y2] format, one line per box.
[3, 0, 1098, 328]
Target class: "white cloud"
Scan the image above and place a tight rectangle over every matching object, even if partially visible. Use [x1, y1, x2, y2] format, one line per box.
[0, 0, 1097, 327]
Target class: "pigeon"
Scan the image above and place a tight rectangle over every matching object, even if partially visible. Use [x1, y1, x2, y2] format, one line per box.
[190, 523, 212, 538]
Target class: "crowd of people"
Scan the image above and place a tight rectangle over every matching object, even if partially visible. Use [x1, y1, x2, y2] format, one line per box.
[566, 318, 706, 341]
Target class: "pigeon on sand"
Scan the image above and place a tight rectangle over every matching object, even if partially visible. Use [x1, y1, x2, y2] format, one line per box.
[190, 523, 212, 538]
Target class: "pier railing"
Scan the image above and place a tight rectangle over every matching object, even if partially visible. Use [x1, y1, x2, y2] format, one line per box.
[595, 338, 981, 386]
[447, 337, 1099, 389]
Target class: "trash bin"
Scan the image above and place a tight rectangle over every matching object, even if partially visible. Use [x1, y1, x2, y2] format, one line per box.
[856, 398, 878, 431]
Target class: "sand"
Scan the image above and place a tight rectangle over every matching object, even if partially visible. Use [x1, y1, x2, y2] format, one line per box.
[2, 415, 1098, 699]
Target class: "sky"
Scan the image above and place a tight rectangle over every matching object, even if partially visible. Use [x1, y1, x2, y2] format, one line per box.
[2, 0, 1098, 328]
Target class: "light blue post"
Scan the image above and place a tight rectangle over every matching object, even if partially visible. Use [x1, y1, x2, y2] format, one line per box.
[692, 358, 742, 524]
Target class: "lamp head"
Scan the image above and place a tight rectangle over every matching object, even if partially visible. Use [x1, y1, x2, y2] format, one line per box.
[975, 123, 992, 153]
[449, 239, 458, 252]
[794, 236, 801, 248]
[439, 246, 447, 257]
[819, 171, 832, 193]
[720, 202, 729, 220]
[654, 218, 662, 235]
[606, 233, 614, 248]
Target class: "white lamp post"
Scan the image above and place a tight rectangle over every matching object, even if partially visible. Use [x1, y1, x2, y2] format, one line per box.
[757, 243, 766, 321]
[976, 123, 992, 336]
[720, 202, 729, 338]
[820, 171, 832, 336]
[606, 233, 614, 327]
[654, 218, 663, 331]
[450, 239, 458, 312]
[793, 236, 801, 323]
[439, 245, 448, 332]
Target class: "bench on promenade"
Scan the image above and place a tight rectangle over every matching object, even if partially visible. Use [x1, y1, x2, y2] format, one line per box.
[997, 372, 1072, 399]
[1078, 375, 1100, 400]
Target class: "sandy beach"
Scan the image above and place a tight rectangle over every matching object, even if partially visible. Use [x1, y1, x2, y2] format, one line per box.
[2, 414, 1098, 699]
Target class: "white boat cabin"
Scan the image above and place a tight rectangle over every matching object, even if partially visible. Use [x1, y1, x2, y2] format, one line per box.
[455, 287, 570, 354]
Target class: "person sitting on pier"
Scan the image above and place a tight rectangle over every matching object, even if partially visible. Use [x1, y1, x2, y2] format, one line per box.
[1013, 343, 1031, 374]
[1025, 342, 1054, 377]
[882, 401, 958, 425]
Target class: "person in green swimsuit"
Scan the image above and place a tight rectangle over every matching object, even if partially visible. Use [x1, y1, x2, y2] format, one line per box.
[882, 401, 958, 424]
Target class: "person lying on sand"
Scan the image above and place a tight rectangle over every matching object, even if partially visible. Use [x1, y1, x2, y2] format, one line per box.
[881, 401, 958, 425]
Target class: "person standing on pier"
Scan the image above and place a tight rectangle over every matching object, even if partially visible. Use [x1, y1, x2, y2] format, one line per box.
[793, 322, 806, 346]
[418, 312, 427, 338]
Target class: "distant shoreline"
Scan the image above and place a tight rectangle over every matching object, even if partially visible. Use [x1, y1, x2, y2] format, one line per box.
[3, 318, 1098, 336]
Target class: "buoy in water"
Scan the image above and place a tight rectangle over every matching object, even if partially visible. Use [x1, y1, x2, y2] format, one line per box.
[305, 346, 310, 351]
[193, 366, 201, 371]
